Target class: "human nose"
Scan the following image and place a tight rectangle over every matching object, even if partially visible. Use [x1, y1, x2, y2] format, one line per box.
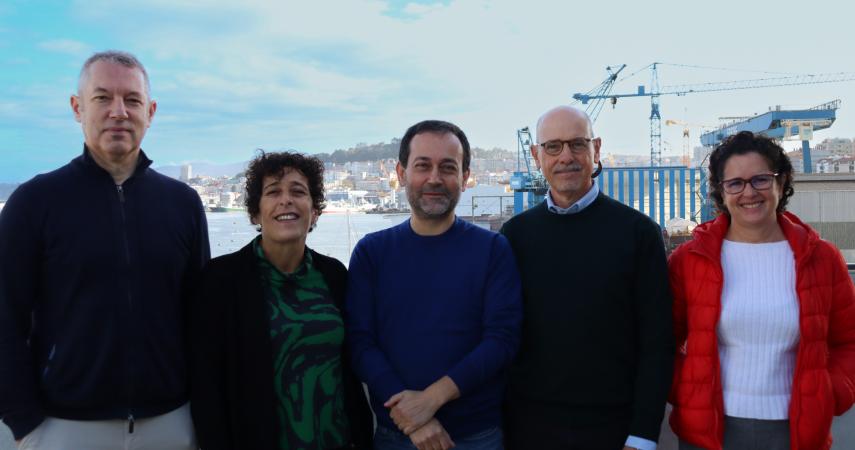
[556, 143, 575, 162]
[426, 166, 442, 183]
[109, 98, 129, 120]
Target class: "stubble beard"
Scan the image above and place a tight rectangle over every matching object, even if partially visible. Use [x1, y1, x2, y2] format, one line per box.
[406, 185, 459, 221]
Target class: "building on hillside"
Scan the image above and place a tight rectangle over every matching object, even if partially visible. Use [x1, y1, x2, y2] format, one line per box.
[180, 164, 192, 183]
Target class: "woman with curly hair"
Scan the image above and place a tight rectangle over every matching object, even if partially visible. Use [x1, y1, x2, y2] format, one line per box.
[189, 151, 373, 450]
[668, 131, 855, 450]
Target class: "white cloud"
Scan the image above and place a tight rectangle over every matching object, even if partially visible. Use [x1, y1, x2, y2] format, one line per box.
[56, 0, 855, 159]
[402, 2, 447, 16]
[38, 39, 90, 57]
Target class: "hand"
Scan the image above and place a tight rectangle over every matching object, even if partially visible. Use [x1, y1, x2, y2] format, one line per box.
[623, 447, 638, 450]
[385, 389, 440, 435]
[408, 418, 455, 450]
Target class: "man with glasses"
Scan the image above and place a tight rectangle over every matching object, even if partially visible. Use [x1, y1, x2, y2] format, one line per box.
[500, 106, 674, 450]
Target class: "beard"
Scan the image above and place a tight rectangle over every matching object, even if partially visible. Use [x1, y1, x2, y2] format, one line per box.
[406, 184, 460, 220]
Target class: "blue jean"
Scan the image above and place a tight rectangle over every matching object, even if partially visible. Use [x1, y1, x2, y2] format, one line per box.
[374, 425, 503, 450]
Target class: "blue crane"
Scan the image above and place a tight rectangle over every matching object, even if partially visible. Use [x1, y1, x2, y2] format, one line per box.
[700, 99, 840, 173]
[509, 127, 546, 214]
[572, 64, 855, 166]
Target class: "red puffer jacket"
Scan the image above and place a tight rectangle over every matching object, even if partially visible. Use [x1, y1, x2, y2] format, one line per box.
[667, 212, 855, 450]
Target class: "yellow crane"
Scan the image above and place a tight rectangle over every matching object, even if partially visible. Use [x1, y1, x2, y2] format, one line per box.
[664, 119, 714, 167]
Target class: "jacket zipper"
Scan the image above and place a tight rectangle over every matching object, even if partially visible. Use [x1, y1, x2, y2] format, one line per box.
[788, 248, 814, 448]
[117, 184, 136, 431]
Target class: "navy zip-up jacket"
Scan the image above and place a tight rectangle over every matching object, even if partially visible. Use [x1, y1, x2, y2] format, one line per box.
[0, 147, 210, 439]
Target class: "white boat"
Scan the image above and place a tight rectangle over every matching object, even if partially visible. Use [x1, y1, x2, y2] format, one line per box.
[323, 200, 375, 214]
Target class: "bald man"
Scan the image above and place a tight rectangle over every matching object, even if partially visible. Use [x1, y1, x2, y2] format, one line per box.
[500, 106, 674, 450]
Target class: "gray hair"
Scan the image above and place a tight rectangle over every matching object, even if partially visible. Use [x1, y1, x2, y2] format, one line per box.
[78, 50, 151, 97]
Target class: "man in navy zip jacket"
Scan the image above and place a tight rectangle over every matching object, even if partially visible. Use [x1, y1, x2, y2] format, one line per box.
[0, 51, 209, 449]
[346, 120, 522, 450]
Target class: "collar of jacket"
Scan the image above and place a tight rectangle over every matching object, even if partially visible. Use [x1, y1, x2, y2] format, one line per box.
[689, 211, 820, 267]
[73, 144, 153, 183]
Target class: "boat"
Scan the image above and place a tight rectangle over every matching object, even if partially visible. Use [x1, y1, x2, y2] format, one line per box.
[323, 200, 375, 214]
[209, 206, 245, 213]
[366, 206, 409, 215]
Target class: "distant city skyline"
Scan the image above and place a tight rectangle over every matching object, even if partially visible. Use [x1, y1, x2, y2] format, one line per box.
[2, 0, 855, 182]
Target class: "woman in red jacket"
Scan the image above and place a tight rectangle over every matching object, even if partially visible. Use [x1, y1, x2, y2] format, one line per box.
[668, 131, 855, 450]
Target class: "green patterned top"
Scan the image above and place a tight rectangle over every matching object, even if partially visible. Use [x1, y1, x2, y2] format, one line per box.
[253, 237, 350, 450]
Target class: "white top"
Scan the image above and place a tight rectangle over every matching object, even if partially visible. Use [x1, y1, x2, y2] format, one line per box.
[718, 239, 800, 420]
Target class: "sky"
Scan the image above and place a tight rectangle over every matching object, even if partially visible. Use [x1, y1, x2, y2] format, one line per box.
[1, 0, 854, 182]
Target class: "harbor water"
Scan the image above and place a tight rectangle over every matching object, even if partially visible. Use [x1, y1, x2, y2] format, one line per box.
[208, 184, 511, 262]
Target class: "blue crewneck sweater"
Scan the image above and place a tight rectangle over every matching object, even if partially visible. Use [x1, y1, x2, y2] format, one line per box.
[346, 217, 522, 438]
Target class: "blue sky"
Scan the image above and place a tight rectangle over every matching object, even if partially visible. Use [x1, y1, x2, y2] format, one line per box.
[2, 0, 854, 182]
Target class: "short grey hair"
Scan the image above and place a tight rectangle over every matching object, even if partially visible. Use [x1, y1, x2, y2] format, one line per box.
[78, 50, 151, 97]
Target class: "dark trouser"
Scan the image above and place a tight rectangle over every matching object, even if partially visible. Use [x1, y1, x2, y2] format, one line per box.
[374, 425, 503, 450]
[679, 416, 790, 450]
[504, 405, 629, 450]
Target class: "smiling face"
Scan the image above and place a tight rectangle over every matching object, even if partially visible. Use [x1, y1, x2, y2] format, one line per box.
[71, 60, 156, 167]
[253, 169, 318, 247]
[533, 107, 601, 208]
[721, 151, 782, 232]
[396, 131, 469, 221]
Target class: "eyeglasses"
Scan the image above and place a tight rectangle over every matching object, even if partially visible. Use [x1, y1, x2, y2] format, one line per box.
[720, 173, 779, 194]
[538, 138, 593, 156]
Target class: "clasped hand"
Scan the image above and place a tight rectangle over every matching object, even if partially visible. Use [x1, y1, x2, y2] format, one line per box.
[385, 389, 440, 435]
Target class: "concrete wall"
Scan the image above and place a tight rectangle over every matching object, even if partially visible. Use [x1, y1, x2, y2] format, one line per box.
[790, 174, 855, 263]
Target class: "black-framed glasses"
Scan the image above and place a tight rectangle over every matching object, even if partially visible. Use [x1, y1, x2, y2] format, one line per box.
[720, 173, 779, 194]
[538, 138, 593, 156]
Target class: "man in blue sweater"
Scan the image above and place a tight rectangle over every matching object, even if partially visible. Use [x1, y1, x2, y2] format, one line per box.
[0, 51, 209, 449]
[346, 120, 522, 450]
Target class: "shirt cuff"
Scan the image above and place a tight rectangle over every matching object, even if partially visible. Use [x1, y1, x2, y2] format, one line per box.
[625, 435, 657, 450]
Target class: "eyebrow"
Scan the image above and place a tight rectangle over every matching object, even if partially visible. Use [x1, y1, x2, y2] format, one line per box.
[413, 156, 459, 165]
[263, 179, 308, 190]
[90, 87, 145, 97]
[262, 180, 282, 190]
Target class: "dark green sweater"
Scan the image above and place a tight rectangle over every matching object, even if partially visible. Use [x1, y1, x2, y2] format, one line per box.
[500, 193, 674, 442]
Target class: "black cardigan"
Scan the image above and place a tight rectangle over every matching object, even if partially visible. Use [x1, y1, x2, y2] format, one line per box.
[189, 242, 374, 449]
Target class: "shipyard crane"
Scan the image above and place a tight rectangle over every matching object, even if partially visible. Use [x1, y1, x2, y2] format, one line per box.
[664, 119, 714, 167]
[509, 127, 547, 214]
[574, 64, 626, 122]
[573, 63, 855, 166]
[700, 99, 840, 173]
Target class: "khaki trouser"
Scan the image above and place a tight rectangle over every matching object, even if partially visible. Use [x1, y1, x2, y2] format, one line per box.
[17, 403, 196, 450]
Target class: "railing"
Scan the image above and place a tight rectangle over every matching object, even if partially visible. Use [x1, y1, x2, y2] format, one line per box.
[595, 166, 713, 227]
